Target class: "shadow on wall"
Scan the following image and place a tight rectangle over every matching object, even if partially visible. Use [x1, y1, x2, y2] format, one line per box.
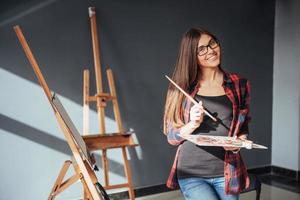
[0, 113, 126, 177]
[0, 0, 58, 27]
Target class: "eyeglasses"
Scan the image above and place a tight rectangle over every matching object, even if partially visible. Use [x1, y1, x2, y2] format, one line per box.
[197, 39, 219, 56]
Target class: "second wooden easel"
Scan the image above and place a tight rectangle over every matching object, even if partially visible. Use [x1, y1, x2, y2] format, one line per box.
[82, 7, 138, 200]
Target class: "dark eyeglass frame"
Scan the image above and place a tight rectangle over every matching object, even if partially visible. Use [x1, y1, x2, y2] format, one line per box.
[197, 39, 219, 56]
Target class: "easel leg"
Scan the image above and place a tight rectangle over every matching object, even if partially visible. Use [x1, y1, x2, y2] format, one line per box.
[83, 69, 90, 135]
[102, 149, 110, 187]
[48, 160, 73, 200]
[122, 147, 135, 200]
[82, 178, 92, 200]
[83, 184, 88, 200]
[48, 159, 97, 200]
[107, 69, 124, 132]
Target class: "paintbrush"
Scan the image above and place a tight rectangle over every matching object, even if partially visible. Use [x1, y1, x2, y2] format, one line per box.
[165, 75, 217, 122]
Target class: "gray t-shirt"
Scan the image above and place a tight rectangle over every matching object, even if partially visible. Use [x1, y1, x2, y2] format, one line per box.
[177, 94, 233, 179]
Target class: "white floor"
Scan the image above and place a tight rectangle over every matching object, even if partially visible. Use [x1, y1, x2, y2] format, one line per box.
[135, 184, 300, 200]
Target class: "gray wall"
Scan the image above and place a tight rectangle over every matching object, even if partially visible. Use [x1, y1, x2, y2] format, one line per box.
[272, 0, 300, 171]
[0, 0, 275, 199]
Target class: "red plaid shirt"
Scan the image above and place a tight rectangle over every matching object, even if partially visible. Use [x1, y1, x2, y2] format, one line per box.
[166, 71, 251, 194]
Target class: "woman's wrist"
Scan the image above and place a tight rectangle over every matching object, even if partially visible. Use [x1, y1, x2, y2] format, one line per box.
[189, 121, 200, 129]
[180, 121, 199, 136]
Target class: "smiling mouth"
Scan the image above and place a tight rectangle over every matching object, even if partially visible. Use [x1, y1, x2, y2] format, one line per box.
[207, 54, 218, 61]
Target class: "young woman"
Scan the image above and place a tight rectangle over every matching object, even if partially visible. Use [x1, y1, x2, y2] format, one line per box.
[163, 28, 251, 200]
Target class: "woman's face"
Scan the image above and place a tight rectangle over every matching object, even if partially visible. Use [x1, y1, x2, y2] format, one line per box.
[197, 34, 221, 68]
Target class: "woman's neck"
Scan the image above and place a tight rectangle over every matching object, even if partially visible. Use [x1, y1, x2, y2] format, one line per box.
[199, 67, 223, 86]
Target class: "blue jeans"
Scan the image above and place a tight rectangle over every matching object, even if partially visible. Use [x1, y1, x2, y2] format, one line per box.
[178, 177, 239, 200]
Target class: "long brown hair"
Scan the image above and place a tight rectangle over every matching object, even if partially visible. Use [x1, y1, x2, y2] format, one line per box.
[163, 28, 220, 134]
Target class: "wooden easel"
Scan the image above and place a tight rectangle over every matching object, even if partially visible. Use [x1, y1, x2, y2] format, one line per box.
[82, 7, 138, 200]
[14, 25, 110, 200]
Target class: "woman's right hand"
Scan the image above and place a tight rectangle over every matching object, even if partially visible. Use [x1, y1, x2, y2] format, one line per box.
[189, 101, 204, 128]
[180, 101, 205, 137]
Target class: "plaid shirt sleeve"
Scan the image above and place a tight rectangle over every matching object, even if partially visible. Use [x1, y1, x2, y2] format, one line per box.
[166, 123, 185, 145]
[166, 99, 189, 146]
[224, 74, 251, 194]
[225, 151, 250, 194]
[239, 80, 251, 135]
